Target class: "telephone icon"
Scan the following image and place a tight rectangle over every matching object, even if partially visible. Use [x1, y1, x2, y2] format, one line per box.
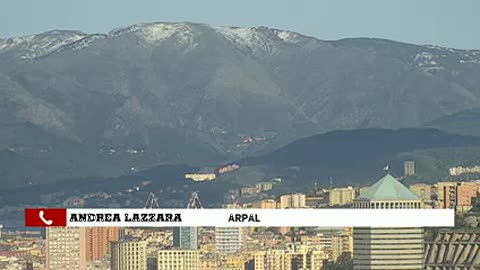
[39, 210, 53, 225]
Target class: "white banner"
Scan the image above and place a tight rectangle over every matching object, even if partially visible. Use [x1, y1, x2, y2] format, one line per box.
[66, 208, 454, 227]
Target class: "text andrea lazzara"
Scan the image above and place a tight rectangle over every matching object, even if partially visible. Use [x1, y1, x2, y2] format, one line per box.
[69, 213, 182, 222]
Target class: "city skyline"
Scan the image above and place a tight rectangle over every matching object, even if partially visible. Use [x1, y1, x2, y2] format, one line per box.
[1, 1, 480, 269]
[4, 173, 476, 269]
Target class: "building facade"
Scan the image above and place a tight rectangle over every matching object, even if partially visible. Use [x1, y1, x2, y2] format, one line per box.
[279, 193, 307, 234]
[437, 181, 459, 209]
[254, 250, 292, 270]
[291, 250, 328, 270]
[280, 193, 306, 209]
[332, 227, 353, 261]
[404, 161, 416, 176]
[157, 250, 200, 270]
[353, 174, 424, 270]
[111, 240, 147, 270]
[437, 181, 480, 212]
[255, 182, 273, 191]
[256, 199, 277, 209]
[215, 227, 246, 254]
[46, 227, 87, 270]
[173, 227, 198, 250]
[86, 227, 121, 261]
[329, 187, 356, 206]
[409, 183, 432, 202]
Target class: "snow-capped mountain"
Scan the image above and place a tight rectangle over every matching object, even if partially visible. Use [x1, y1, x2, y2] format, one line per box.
[0, 30, 87, 59]
[107, 23, 199, 50]
[1, 22, 480, 188]
[214, 26, 307, 54]
[0, 22, 319, 60]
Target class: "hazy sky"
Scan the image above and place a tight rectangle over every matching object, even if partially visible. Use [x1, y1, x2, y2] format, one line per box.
[1, 0, 479, 49]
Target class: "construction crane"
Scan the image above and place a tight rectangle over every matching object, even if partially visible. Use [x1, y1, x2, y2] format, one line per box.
[186, 191, 203, 209]
[144, 192, 160, 209]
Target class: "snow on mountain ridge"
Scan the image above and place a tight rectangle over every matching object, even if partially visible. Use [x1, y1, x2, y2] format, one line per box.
[53, 34, 107, 52]
[108, 22, 197, 47]
[0, 30, 87, 59]
[0, 36, 35, 53]
[2, 22, 478, 61]
[414, 52, 445, 73]
[214, 26, 308, 56]
[214, 26, 303, 51]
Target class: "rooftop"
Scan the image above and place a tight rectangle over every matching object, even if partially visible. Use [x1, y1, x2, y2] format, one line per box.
[357, 174, 420, 201]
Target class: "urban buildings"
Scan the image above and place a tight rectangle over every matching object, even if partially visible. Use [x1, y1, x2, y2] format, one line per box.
[297, 228, 353, 262]
[437, 181, 480, 212]
[299, 233, 330, 248]
[255, 182, 273, 192]
[254, 250, 292, 270]
[219, 254, 253, 270]
[291, 250, 329, 270]
[157, 250, 200, 270]
[184, 173, 216, 182]
[85, 227, 121, 261]
[111, 240, 147, 270]
[404, 161, 416, 176]
[215, 227, 246, 254]
[449, 165, 480, 176]
[217, 164, 240, 174]
[278, 193, 307, 234]
[437, 181, 459, 209]
[0, 255, 23, 270]
[353, 174, 424, 270]
[46, 227, 87, 270]
[409, 183, 433, 202]
[173, 227, 198, 250]
[279, 193, 306, 209]
[255, 199, 277, 209]
[331, 227, 353, 261]
[253, 249, 328, 270]
[329, 187, 356, 206]
[457, 182, 480, 211]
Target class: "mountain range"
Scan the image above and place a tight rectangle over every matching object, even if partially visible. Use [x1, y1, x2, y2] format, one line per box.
[1, 21, 480, 188]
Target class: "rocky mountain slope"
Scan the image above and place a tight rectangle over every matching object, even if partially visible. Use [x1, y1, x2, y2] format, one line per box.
[1, 22, 480, 188]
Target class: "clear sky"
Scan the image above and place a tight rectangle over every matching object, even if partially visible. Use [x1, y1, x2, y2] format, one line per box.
[1, 0, 479, 49]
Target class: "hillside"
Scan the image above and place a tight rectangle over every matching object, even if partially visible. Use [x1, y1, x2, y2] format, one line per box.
[3, 128, 480, 208]
[425, 108, 480, 136]
[1, 22, 480, 188]
[232, 128, 480, 187]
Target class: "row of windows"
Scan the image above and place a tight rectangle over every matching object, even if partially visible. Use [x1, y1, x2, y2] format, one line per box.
[355, 201, 422, 209]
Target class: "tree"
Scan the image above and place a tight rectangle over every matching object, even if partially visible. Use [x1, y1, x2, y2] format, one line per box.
[322, 252, 353, 270]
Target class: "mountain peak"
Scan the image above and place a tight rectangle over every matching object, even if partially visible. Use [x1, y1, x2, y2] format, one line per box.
[0, 30, 87, 59]
[107, 22, 197, 46]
